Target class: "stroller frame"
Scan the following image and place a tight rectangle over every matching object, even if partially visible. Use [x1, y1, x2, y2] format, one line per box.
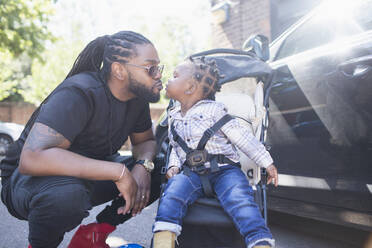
[153, 48, 275, 247]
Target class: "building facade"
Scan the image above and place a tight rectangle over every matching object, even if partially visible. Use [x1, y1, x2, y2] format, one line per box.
[210, 0, 323, 49]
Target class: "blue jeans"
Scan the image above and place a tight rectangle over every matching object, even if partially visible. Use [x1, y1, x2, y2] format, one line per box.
[153, 165, 274, 248]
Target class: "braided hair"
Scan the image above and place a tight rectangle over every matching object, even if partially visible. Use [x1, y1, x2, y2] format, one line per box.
[66, 31, 152, 81]
[189, 56, 221, 100]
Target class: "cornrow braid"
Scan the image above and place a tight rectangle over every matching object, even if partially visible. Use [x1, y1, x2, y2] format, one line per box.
[189, 56, 221, 100]
[66, 31, 152, 81]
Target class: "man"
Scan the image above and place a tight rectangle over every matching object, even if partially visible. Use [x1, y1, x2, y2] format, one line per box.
[0, 31, 163, 248]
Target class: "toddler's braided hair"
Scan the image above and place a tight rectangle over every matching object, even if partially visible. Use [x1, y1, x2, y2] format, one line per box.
[189, 56, 221, 100]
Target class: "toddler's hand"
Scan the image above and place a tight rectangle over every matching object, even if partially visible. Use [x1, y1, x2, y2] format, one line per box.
[166, 166, 180, 179]
[266, 164, 278, 187]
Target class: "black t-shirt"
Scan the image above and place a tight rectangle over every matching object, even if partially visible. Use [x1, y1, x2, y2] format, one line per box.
[12, 71, 152, 160]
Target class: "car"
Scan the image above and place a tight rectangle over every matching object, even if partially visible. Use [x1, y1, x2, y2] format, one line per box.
[0, 122, 24, 156]
[264, 0, 372, 231]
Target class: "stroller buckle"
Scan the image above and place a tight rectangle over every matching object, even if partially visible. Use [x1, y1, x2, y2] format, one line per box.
[186, 149, 208, 167]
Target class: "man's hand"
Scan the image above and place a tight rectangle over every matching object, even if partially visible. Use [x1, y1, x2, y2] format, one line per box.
[166, 166, 180, 179]
[266, 164, 278, 187]
[130, 164, 151, 216]
[115, 165, 138, 215]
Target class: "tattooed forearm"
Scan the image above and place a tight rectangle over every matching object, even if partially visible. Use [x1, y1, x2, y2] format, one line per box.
[23, 123, 70, 152]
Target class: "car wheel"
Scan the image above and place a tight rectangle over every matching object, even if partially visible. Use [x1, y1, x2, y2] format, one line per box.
[0, 133, 13, 156]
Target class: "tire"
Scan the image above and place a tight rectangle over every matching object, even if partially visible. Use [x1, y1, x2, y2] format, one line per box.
[0, 133, 13, 156]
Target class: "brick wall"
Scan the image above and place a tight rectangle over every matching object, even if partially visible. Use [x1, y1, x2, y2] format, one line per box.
[0, 102, 36, 125]
[0, 102, 166, 125]
[211, 0, 271, 49]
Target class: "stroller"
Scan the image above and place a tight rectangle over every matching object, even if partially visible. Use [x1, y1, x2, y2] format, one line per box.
[154, 35, 275, 247]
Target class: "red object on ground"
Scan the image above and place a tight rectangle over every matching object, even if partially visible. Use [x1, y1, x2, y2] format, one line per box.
[67, 222, 116, 248]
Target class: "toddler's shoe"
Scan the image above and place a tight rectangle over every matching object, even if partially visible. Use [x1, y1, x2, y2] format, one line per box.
[153, 231, 176, 248]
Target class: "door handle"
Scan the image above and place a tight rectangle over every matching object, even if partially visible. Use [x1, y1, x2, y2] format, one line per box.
[338, 54, 372, 79]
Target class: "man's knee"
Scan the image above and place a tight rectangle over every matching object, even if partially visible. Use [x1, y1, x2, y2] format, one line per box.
[30, 183, 91, 221]
[27, 184, 91, 247]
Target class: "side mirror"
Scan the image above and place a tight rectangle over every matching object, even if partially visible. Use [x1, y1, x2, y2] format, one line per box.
[242, 34, 270, 61]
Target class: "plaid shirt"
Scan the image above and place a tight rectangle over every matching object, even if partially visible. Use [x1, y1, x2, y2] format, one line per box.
[168, 100, 273, 169]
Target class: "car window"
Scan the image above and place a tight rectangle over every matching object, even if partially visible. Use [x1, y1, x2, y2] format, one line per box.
[275, 0, 372, 60]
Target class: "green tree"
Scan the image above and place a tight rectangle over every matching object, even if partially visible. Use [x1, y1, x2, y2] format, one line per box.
[20, 39, 84, 105]
[151, 16, 211, 104]
[0, 0, 55, 101]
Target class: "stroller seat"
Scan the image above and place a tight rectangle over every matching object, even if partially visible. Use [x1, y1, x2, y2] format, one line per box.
[185, 197, 235, 227]
[177, 82, 268, 247]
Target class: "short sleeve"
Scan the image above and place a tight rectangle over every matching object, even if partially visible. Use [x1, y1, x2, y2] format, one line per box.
[132, 102, 152, 133]
[36, 87, 92, 142]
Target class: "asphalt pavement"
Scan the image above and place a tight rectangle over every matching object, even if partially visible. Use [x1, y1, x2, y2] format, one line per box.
[0, 189, 156, 248]
[1, 183, 366, 248]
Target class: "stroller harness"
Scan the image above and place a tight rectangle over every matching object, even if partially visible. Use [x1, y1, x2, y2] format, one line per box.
[170, 114, 240, 197]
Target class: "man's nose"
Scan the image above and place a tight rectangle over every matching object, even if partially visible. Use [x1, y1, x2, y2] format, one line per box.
[154, 69, 163, 80]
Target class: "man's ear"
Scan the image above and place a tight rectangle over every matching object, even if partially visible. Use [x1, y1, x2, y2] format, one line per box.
[111, 62, 127, 81]
[185, 80, 198, 95]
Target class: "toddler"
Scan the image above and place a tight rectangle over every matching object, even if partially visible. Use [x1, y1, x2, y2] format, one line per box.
[153, 56, 278, 248]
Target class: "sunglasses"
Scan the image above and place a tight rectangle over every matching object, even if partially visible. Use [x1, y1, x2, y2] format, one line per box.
[125, 63, 164, 78]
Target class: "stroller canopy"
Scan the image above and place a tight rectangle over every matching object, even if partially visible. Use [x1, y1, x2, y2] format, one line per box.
[190, 48, 273, 86]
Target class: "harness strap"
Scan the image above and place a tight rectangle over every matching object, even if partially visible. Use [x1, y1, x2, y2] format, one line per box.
[207, 154, 236, 165]
[183, 165, 191, 176]
[184, 164, 214, 196]
[200, 174, 214, 197]
[197, 114, 234, 150]
[210, 156, 219, 173]
[170, 123, 192, 154]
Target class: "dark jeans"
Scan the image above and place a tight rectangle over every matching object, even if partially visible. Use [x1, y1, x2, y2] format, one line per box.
[1, 156, 161, 248]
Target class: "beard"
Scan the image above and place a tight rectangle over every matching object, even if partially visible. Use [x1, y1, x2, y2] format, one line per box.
[128, 74, 160, 103]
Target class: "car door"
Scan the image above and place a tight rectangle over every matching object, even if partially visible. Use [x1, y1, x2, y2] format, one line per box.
[267, 0, 372, 229]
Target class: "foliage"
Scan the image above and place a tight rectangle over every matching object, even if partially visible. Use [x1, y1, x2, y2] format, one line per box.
[0, 0, 55, 101]
[152, 17, 200, 104]
[0, 0, 54, 58]
[149, 15, 212, 104]
[20, 39, 84, 105]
